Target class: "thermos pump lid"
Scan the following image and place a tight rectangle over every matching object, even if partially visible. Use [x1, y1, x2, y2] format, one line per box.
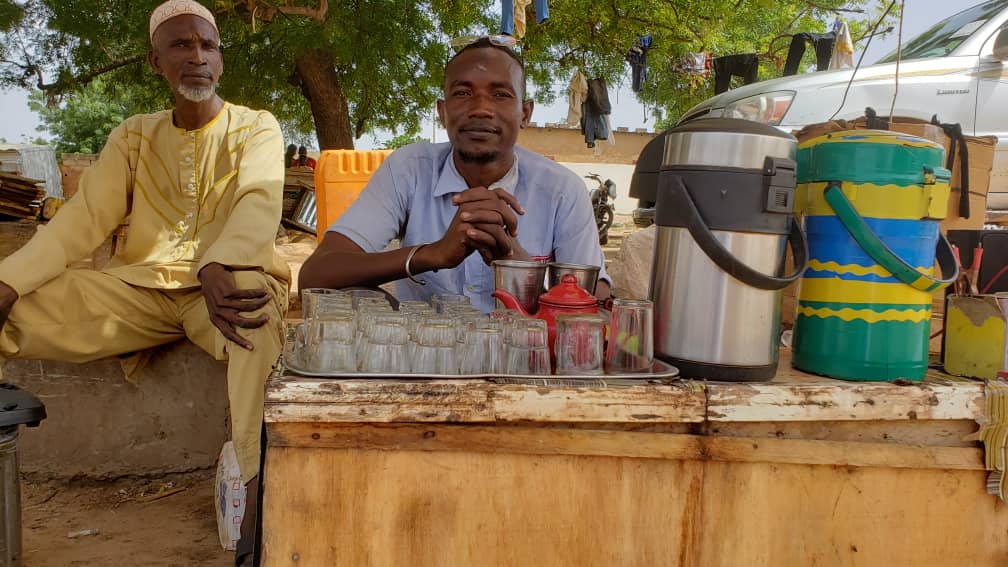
[660, 117, 796, 171]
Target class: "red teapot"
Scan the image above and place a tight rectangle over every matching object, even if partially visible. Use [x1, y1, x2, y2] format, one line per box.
[492, 274, 599, 357]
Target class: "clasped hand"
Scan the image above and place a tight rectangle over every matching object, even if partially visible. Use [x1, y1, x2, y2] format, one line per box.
[431, 186, 527, 267]
[198, 263, 271, 350]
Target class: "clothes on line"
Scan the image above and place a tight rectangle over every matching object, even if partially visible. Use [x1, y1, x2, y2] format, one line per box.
[566, 69, 588, 126]
[783, 32, 836, 76]
[679, 51, 708, 75]
[501, 0, 548, 36]
[581, 78, 615, 149]
[625, 34, 652, 92]
[830, 21, 854, 70]
[713, 53, 759, 94]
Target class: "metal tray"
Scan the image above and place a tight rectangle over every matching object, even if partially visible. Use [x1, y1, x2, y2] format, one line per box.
[280, 356, 679, 382]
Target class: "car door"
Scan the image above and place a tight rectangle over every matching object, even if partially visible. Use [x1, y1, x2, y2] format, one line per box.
[974, 22, 1008, 205]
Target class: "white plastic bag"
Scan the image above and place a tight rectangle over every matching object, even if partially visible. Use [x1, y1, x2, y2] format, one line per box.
[215, 441, 247, 551]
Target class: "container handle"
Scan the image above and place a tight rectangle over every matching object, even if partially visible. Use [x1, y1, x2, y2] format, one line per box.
[823, 182, 958, 292]
[669, 176, 808, 291]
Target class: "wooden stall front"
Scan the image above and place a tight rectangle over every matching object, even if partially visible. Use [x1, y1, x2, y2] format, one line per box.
[262, 353, 1007, 566]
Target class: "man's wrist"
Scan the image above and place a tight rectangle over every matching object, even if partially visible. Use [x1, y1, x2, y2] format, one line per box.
[411, 243, 442, 274]
[197, 262, 229, 281]
[507, 240, 532, 261]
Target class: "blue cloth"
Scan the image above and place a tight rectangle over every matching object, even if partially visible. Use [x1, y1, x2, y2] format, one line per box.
[501, 0, 549, 35]
[329, 142, 610, 313]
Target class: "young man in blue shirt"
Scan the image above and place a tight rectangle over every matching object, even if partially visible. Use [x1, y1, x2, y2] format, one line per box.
[300, 38, 609, 309]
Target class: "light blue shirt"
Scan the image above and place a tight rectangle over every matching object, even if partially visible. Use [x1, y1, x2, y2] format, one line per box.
[329, 142, 610, 313]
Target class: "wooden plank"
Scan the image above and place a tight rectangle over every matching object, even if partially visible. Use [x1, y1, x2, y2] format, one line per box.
[265, 378, 707, 424]
[267, 422, 986, 470]
[706, 379, 984, 422]
[262, 446, 1008, 567]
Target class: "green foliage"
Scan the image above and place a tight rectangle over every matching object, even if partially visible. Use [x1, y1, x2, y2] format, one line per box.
[382, 132, 428, 150]
[27, 78, 148, 154]
[0, 0, 884, 147]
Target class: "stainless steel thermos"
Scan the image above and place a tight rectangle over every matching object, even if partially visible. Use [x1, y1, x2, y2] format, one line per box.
[631, 118, 808, 381]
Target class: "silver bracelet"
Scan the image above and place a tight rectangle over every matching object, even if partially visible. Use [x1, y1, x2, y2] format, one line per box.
[404, 243, 428, 285]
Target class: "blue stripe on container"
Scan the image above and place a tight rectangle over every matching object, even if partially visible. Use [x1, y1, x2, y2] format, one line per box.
[804, 215, 939, 270]
[801, 269, 901, 283]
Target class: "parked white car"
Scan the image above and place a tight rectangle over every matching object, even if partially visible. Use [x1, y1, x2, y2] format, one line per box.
[678, 0, 1008, 209]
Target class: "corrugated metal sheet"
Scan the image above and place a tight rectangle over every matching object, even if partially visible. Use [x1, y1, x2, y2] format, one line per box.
[0, 144, 63, 198]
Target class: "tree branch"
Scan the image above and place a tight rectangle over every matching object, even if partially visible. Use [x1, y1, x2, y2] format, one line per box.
[36, 54, 145, 93]
[237, 0, 328, 23]
[807, 2, 864, 14]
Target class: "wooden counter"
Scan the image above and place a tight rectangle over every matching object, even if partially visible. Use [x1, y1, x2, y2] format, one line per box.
[261, 354, 1006, 566]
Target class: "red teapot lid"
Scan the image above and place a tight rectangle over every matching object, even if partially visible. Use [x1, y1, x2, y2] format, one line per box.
[540, 274, 598, 307]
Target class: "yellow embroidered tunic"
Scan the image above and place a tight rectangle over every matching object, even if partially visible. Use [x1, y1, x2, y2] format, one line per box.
[0, 103, 291, 294]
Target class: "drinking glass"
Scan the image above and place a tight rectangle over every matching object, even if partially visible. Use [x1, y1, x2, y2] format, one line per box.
[350, 289, 388, 309]
[431, 293, 470, 314]
[359, 320, 410, 373]
[507, 318, 549, 348]
[411, 322, 460, 374]
[315, 294, 353, 315]
[505, 318, 550, 375]
[459, 327, 504, 374]
[305, 313, 357, 373]
[605, 299, 654, 372]
[283, 322, 307, 369]
[356, 296, 392, 311]
[398, 300, 431, 315]
[555, 313, 607, 375]
[504, 345, 551, 375]
[301, 288, 341, 321]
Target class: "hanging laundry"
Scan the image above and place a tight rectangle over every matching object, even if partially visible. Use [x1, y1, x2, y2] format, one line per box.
[512, 0, 531, 39]
[679, 52, 707, 75]
[581, 78, 613, 149]
[783, 32, 837, 76]
[624, 34, 652, 92]
[830, 21, 854, 69]
[501, 0, 548, 36]
[712, 54, 758, 94]
[566, 69, 588, 127]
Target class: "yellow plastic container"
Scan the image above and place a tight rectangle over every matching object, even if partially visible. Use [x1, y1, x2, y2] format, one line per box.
[313, 150, 392, 241]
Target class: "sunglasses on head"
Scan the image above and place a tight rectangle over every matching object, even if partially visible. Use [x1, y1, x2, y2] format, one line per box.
[449, 34, 518, 53]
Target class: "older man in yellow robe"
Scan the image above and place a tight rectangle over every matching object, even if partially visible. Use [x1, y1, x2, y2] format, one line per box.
[0, 1, 287, 563]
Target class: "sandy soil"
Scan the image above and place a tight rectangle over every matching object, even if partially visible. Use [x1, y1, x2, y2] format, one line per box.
[22, 471, 232, 567]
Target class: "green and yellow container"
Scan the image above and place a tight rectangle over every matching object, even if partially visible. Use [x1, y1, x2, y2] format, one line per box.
[793, 130, 957, 381]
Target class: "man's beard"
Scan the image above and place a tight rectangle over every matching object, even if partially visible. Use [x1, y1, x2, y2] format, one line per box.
[457, 149, 498, 165]
[177, 82, 217, 103]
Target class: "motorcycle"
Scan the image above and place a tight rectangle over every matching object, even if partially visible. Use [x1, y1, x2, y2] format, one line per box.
[585, 173, 617, 245]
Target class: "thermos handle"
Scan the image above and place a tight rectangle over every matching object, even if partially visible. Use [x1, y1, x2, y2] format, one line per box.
[669, 176, 808, 291]
[823, 181, 958, 292]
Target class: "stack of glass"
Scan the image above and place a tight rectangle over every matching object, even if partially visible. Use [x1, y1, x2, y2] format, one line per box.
[287, 290, 655, 377]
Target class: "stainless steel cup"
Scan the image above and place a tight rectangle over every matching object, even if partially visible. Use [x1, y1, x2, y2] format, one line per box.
[492, 260, 547, 313]
[547, 262, 601, 294]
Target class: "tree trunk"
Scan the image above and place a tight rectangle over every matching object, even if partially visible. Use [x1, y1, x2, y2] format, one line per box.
[294, 49, 354, 150]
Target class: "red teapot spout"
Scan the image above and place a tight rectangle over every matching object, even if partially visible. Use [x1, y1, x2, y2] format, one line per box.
[492, 288, 532, 317]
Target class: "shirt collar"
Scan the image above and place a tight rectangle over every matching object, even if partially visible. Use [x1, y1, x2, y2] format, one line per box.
[432, 150, 519, 198]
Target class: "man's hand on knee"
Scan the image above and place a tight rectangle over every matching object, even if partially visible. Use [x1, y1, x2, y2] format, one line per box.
[197, 263, 271, 350]
[0, 281, 18, 330]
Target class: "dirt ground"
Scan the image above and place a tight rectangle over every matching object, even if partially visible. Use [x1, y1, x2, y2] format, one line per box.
[22, 471, 232, 566]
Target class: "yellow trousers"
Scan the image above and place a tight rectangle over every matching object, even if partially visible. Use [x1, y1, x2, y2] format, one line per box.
[0, 269, 288, 483]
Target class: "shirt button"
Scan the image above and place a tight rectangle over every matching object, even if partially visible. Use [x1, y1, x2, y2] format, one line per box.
[187, 182, 195, 190]
[185, 212, 194, 219]
[184, 156, 193, 164]
[466, 285, 476, 293]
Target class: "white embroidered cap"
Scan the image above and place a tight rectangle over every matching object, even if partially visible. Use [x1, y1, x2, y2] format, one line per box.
[149, 0, 218, 42]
